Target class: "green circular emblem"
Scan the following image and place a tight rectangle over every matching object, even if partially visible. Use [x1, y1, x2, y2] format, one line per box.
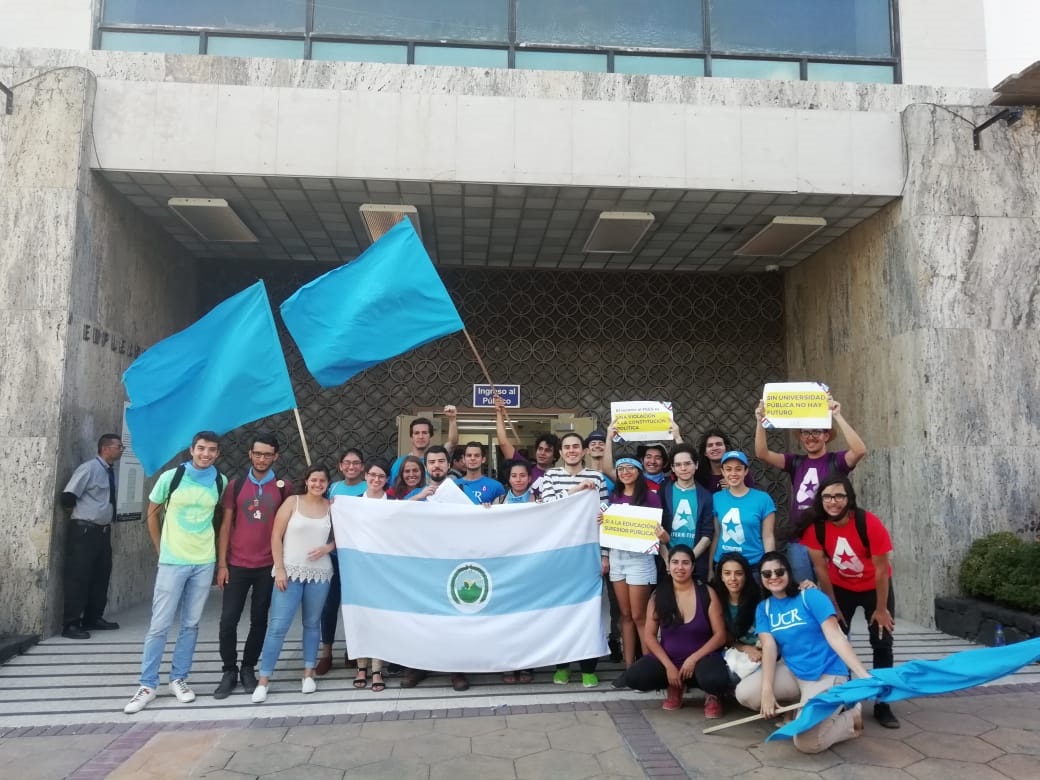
[448, 562, 492, 614]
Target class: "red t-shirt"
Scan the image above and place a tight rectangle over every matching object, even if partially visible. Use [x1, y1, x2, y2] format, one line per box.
[220, 476, 293, 569]
[801, 510, 892, 592]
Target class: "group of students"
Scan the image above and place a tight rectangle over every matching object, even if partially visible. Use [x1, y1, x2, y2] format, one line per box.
[123, 396, 896, 755]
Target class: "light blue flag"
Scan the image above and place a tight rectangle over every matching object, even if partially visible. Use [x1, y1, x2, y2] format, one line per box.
[280, 220, 464, 388]
[768, 637, 1040, 741]
[123, 281, 296, 475]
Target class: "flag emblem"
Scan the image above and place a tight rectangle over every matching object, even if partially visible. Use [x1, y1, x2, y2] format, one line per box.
[448, 563, 491, 614]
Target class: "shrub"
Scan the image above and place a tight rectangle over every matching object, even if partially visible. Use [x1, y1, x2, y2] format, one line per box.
[960, 532, 1040, 613]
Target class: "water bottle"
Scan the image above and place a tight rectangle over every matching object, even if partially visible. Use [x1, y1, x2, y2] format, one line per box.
[994, 623, 1006, 647]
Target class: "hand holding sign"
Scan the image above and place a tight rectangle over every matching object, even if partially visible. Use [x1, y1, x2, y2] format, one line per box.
[760, 382, 831, 430]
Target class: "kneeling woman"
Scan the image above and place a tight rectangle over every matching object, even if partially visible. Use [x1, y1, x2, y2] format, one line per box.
[621, 545, 729, 717]
[252, 466, 335, 703]
[754, 552, 871, 753]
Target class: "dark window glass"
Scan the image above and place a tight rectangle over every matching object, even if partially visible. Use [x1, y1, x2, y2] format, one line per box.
[314, 0, 508, 42]
[103, 0, 305, 31]
[710, 0, 891, 58]
[517, 0, 701, 49]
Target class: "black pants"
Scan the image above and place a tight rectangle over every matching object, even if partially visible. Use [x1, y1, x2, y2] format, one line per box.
[63, 522, 112, 626]
[557, 659, 598, 674]
[834, 583, 895, 669]
[219, 565, 274, 671]
[623, 651, 730, 694]
[320, 553, 342, 646]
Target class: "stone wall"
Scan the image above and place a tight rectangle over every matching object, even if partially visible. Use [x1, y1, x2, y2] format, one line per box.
[784, 104, 1040, 626]
[0, 65, 198, 636]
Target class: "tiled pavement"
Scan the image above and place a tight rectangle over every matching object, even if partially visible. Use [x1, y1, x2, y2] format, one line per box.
[1, 593, 1037, 778]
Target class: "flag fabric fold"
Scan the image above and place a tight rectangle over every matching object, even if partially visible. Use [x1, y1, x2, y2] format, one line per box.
[768, 637, 1040, 741]
[280, 220, 464, 388]
[332, 490, 607, 672]
[122, 281, 296, 475]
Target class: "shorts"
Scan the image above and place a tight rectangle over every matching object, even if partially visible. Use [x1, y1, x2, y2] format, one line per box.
[608, 549, 658, 585]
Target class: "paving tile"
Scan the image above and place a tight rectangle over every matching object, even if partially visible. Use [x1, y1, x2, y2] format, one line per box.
[431, 716, 506, 737]
[359, 721, 434, 741]
[341, 758, 430, 779]
[904, 758, 1011, 780]
[975, 706, 1040, 731]
[987, 753, 1040, 780]
[283, 724, 363, 746]
[109, 730, 228, 778]
[472, 729, 550, 759]
[749, 740, 842, 772]
[262, 766, 344, 780]
[595, 744, 645, 778]
[391, 733, 470, 762]
[188, 748, 235, 777]
[430, 754, 517, 780]
[225, 742, 314, 775]
[830, 735, 925, 768]
[193, 771, 256, 780]
[980, 727, 1040, 755]
[575, 711, 616, 727]
[505, 712, 579, 733]
[901, 711, 996, 736]
[820, 765, 916, 780]
[548, 723, 624, 754]
[904, 732, 1003, 763]
[216, 727, 288, 751]
[733, 768, 823, 779]
[674, 742, 760, 777]
[515, 748, 604, 779]
[310, 739, 393, 771]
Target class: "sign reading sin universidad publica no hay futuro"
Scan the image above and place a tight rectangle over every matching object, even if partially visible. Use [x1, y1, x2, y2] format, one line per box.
[610, 400, 673, 441]
[761, 382, 831, 430]
[600, 503, 663, 554]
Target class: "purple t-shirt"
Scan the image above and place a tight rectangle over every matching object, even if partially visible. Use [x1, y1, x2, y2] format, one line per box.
[783, 450, 852, 520]
[610, 490, 662, 509]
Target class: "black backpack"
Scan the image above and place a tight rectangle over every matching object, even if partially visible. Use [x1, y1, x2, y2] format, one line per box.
[227, 475, 293, 526]
[164, 464, 227, 529]
[814, 508, 871, 558]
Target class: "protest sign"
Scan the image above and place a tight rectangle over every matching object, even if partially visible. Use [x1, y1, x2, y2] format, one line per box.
[761, 382, 830, 430]
[610, 400, 672, 442]
[600, 503, 663, 554]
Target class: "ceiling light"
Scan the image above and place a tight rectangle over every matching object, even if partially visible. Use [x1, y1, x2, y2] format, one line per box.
[359, 204, 421, 243]
[582, 212, 655, 253]
[167, 198, 257, 242]
[734, 216, 827, 257]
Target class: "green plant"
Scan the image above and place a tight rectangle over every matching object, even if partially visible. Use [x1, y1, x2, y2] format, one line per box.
[959, 532, 1040, 613]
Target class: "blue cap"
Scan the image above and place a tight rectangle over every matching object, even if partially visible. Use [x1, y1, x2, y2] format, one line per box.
[720, 450, 748, 467]
[614, 457, 643, 471]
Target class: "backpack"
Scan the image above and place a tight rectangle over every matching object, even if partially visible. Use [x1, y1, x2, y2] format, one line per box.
[228, 474, 293, 525]
[813, 508, 871, 558]
[790, 452, 844, 483]
[164, 464, 227, 529]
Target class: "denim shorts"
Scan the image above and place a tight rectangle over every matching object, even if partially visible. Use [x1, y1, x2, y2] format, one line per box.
[608, 549, 658, 585]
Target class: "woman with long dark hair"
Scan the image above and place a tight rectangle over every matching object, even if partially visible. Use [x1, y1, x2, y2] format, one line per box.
[389, 455, 425, 500]
[619, 545, 729, 717]
[695, 429, 755, 492]
[711, 552, 761, 663]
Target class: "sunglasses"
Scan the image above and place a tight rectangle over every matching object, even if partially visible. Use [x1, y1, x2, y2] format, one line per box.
[760, 567, 787, 579]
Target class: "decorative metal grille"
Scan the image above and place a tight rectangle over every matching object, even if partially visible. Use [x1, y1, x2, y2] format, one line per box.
[204, 263, 793, 527]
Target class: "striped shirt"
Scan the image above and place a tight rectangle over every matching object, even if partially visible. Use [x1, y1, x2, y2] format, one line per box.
[538, 468, 608, 504]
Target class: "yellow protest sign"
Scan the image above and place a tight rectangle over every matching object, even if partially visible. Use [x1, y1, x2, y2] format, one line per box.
[599, 503, 662, 554]
[761, 382, 831, 430]
[610, 400, 673, 441]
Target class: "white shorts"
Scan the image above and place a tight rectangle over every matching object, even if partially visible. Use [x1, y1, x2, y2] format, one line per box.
[608, 549, 658, 585]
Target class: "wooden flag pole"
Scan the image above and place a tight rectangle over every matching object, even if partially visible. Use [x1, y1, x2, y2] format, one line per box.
[461, 328, 522, 448]
[701, 702, 802, 735]
[292, 407, 313, 466]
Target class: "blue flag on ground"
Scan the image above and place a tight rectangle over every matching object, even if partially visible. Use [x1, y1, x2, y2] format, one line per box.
[123, 281, 297, 475]
[768, 637, 1040, 741]
[280, 220, 464, 388]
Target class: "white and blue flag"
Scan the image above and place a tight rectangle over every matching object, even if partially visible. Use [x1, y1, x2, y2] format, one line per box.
[332, 490, 607, 673]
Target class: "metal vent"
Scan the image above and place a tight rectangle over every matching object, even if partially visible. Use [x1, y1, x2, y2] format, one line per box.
[734, 216, 827, 257]
[582, 212, 655, 253]
[167, 198, 257, 242]
[359, 204, 421, 243]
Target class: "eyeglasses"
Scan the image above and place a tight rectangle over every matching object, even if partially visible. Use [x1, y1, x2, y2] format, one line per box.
[250, 451, 276, 459]
[801, 430, 826, 438]
[672, 460, 695, 468]
[760, 567, 787, 579]
[821, 494, 848, 502]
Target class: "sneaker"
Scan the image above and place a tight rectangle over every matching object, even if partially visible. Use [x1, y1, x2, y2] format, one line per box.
[251, 684, 268, 703]
[553, 669, 571, 685]
[169, 679, 195, 703]
[873, 702, 900, 729]
[240, 666, 258, 694]
[213, 670, 237, 699]
[123, 686, 156, 714]
[704, 694, 723, 719]
[302, 676, 316, 694]
[582, 673, 599, 688]
[663, 684, 683, 711]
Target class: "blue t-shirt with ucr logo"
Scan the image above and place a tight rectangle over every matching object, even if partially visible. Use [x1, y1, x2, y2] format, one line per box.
[755, 587, 847, 680]
[455, 476, 505, 505]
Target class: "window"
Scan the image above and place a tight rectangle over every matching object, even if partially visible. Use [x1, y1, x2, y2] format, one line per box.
[517, 0, 701, 49]
[712, 59, 800, 80]
[103, 0, 305, 31]
[311, 42, 408, 64]
[415, 47, 509, 68]
[100, 31, 199, 54]
[206, 37, 305, 59]
[515, 51, 608, 73]
[615, 55, 704, 77]
[807, 62, 895, 84]
[314, 0, 508, 42]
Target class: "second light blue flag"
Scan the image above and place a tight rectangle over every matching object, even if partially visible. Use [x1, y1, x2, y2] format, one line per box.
[280, 220, 464, 388]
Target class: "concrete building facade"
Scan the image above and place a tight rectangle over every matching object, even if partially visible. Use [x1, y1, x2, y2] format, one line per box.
[1, 0, 1037, 638]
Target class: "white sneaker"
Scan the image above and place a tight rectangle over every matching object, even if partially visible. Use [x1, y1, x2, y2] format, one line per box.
[302, 676, 316, 694]
[169, 679, 196, 703]
[123, 686, 156, 714]
[251, 684, 268, 703]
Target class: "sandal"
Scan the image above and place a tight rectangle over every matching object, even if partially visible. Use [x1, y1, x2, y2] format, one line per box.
[353, 671, 367, 689]
[517, 670, 534, 684]
[502, 671, 517, 684]
[370, 673, 385, 693]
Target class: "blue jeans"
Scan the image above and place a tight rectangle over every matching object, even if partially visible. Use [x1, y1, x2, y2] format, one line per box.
[138, 563, 214, 689]
[259, 578, 331, 679]
[787, 541, 816, 585]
